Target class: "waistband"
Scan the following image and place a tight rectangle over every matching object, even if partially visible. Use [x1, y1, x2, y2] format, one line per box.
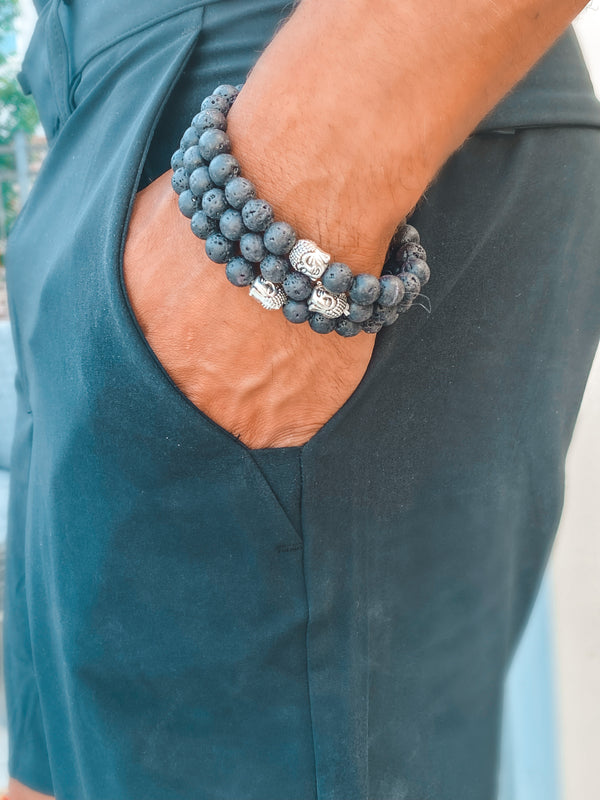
[20, 1, 600, 138]
[475, 24, 600, 133]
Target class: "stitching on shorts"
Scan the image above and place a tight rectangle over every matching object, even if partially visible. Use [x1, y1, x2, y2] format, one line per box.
[69, 0, 222, 92]
[276, 543, 303, 553]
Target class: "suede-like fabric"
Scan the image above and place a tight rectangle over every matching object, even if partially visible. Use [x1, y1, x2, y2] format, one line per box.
[3, 1, 600, 798]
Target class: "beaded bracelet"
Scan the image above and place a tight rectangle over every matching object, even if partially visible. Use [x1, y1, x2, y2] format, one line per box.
[170, 83, 431, 336]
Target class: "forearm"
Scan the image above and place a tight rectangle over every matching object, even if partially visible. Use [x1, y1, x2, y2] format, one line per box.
[227, 0, 589, 271]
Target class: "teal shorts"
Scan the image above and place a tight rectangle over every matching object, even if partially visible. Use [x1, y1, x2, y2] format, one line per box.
[4, 1, 600, 798]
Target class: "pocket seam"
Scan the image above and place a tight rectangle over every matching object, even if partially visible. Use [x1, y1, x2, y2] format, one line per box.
[112, 7, 278, 457]
[68, 0, 218, 101]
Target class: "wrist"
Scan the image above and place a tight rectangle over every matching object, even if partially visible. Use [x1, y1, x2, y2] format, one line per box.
[225, 98, 399, 276]
[223, 0, 431, 275]
[169, 83, 432, 337]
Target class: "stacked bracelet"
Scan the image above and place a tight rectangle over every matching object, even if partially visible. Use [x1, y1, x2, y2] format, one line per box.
[170, 82, 431, 336]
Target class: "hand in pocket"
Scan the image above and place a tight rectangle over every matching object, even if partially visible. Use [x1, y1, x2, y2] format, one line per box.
[123, 170, 380, 449]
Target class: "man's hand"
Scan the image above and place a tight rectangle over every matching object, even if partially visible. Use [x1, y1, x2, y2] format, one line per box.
[123, 170, 383, 449]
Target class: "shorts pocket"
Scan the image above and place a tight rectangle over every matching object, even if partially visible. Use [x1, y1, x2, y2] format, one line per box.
[112, 2, 427, 457]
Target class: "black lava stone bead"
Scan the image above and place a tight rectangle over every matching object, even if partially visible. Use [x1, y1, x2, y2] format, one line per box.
[309, 313, 336, 334]
[241, 199, 275, 232]
[178, 190, 199, 218]
[212, 84, 240, 107]
[371, 303, 400, 326]
[224, 177, 257, 210]
[208, 153, 241, 187]
[200, 94, 230, 114]
[180, 126, 199, 150]
[170, 148, 185, 171]
[191, 210, 219, 239]
[198, 128, 231, 162]
[225, 256, 255, 287]
[335, 318, 362, 337]
[361, 318, 384, 334]
[205, 233, 235, 264]
[260, 254, 289, 283]
[399, 272, 421, 300]
[378, 274, 405, 306]
[219, 208, 247, 241]
[189, 166, 214, 197]
[171, 168, 189, 195]
[183, 145, 205, 174]
[382, 310, 400, 327]
[347, 302, 374, 323]
[240, 232, 267, 262]
[263, 221, 297, 256]
[392, 223, 420, 248]
[201, 188, 229, 220]
[404, 256, 430, 285]
[395, 242, 427, 266]
[283, 300, 310, 324]
[349, 273, 381, 305]
[192, 108, 227, 134]
[322, 262, 353, 294]
[282, 271, 313, 301]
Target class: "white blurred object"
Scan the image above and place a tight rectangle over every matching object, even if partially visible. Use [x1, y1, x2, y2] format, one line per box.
[499, 573, 561, 800]
[573, 4, 600, 96]
[15, 0, 37, 61]
[550, 345, 600, 800]
[551, 12, 600, 800]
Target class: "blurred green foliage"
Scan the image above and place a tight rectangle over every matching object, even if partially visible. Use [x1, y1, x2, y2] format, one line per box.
[0, 0, 17, 37]
[0, 72, 39, 139]
[0, 0, 41, 239]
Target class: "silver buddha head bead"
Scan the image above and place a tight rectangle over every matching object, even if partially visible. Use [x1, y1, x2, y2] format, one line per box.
[249, 276, 287, 310]
[288, 239, 331, 280]
[307, 283, 350, 319]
